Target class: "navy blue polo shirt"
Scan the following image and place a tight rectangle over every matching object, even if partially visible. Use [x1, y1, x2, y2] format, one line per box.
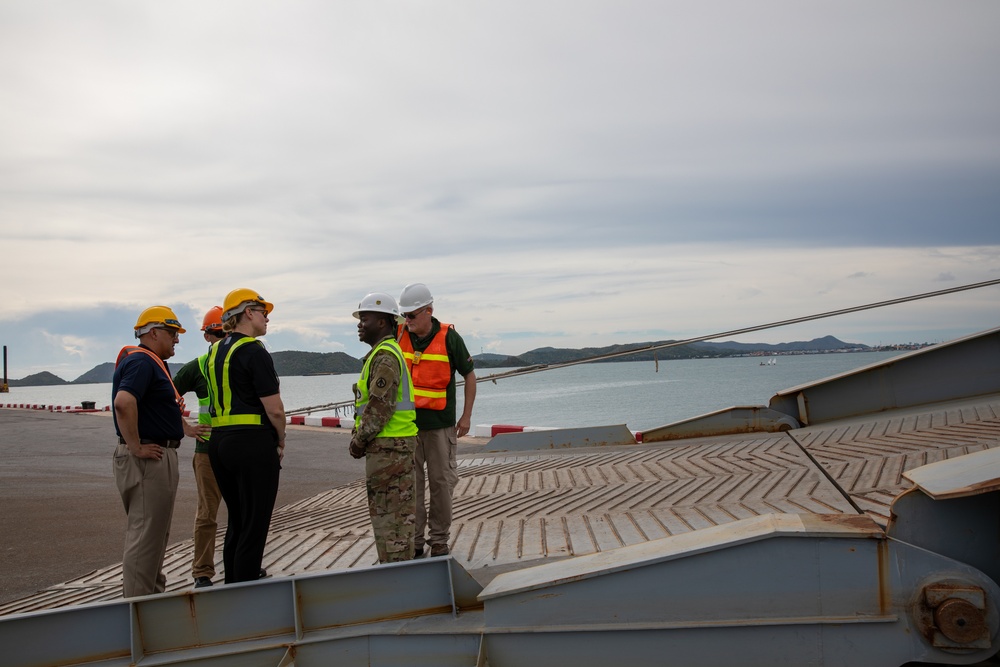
[112, 346, 185, 441]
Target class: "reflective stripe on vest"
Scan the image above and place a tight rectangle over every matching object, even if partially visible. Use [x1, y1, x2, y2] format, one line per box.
[195, 352, 212, 427]
[354, 339, 418, 438]
[206, 336, 264, 428]
[397, 322, 453, 411]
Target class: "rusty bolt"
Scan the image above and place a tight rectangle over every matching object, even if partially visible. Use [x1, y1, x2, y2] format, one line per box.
[934, 598, 987, 644]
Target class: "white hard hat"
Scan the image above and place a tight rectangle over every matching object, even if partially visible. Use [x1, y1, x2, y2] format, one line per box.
[353, 292, 401, 319]
[398, 283, 433, 313]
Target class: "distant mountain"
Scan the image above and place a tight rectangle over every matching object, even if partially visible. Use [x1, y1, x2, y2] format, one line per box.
[475, 353, 513, 363]
[473, 336, 870, 368]
[72, 362, 185, 385]
[270, 351, 362, 376]
[5, 337, 873, 386]
[7, 371, 68, 387]
[520, 342, 704, 366]
[694, 336, 870, 354]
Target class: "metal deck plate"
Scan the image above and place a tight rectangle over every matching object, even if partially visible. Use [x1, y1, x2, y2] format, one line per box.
[2, 396, 998, 617]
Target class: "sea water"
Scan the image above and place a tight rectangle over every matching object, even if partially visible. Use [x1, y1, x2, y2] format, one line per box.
[3, 350, 906, 432]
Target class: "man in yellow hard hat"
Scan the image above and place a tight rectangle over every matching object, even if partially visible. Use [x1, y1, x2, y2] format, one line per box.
[172, 306, 225, 588]
[206, 288, 286, 583]
[113, 306, 207, 597]
[350, 292, 418, 563]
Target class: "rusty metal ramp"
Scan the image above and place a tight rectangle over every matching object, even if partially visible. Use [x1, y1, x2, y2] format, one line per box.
[3, 395, 998, 618]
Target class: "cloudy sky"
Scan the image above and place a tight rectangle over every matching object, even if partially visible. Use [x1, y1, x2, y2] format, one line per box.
[1, 1, 998, 381]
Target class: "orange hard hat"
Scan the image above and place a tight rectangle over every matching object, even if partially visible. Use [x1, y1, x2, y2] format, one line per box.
[201, 306, 224, 332]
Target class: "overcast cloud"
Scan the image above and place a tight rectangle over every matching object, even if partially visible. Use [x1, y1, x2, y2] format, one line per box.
[1, 1, 998, 380]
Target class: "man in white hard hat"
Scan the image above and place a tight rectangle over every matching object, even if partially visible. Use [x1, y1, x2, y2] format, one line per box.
[397, 283, 476, 557]
[351, 292, 418, 563]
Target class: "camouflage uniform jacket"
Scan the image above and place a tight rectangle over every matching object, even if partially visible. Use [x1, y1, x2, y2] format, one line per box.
[352, 335, 406, 452]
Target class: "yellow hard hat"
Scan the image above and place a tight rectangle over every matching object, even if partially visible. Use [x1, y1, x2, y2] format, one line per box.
[222, 288, 274, 323]
[134, 306, 186, 338]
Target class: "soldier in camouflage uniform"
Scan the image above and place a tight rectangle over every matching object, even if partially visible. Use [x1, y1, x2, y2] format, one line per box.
[350, 292, 419, 563]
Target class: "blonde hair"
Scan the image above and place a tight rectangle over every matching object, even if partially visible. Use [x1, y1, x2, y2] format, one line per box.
[222, 310, 245, 333]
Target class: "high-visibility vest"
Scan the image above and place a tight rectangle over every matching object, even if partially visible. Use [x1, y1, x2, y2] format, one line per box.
[397, 323, 453, 411]
[192, 351, 213, 442]
[354, 338, 418, 438]
[206, 336, 266, 428]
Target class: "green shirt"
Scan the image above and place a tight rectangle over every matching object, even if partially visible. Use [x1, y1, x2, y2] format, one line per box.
[173, 355, 210, 453]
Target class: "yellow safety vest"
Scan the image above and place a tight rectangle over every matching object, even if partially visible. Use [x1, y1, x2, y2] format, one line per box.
[354, 338, 418, 438]
[206, 336, 266, 428]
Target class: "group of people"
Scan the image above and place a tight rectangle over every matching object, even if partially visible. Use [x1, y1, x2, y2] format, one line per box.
[111, 283, 475, 597]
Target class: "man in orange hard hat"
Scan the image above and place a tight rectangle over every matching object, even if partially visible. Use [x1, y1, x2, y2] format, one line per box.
[172, 306, 226, 588]
[113, 306, 208, 597]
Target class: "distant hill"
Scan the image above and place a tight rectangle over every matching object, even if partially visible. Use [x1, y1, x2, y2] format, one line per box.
[270, 351, 362, 376]
[7, 371, 68, 387]
[695, 336, 870, 354]
[6, 337, 873, 386]
[72, 362, 185, 385]
[473, 336, 869, 368]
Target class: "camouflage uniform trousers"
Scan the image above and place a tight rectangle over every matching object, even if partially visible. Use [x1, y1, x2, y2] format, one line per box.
[365, 435, 417, 563]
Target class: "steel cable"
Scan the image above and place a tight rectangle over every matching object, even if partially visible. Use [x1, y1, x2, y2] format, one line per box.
[285, 278, 1000, 416]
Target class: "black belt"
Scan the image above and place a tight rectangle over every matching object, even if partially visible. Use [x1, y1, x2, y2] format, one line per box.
[119, 437, 181, 449]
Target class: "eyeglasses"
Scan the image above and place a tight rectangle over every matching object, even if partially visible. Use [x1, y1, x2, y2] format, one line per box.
[248, 307, 269, 318]
[154, 327, 180, 339]
[404, 307, 427, 320]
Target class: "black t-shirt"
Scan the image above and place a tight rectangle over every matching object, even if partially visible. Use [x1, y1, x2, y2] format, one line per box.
[210, 333, 281, 431]
[112, 346, 184, 440]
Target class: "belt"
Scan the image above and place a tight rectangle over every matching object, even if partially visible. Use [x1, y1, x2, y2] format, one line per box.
[118, 437, 181, 449]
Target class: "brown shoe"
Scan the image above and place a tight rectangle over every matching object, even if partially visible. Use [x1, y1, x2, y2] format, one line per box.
[430, 544, 450, 557]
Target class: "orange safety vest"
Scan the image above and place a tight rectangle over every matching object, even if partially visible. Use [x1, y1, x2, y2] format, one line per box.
[115, 346, 185, 413]
[397, 322, 454, 411]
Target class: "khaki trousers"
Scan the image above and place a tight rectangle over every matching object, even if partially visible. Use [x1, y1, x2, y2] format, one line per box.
[113, 443, 178, 598]
[191, 452, 222, 579]
[413, 426, 459, 550]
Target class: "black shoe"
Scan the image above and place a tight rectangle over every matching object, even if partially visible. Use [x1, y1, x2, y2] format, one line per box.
[414, 544, 427, 557]
[430, 545, 450, 557]
[194, 577, 214, 588]
[258, 568, 268, 579]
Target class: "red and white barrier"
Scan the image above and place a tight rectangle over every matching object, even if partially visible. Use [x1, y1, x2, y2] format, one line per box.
[287, 415, 343, 428]
[1, 403, 110, 412]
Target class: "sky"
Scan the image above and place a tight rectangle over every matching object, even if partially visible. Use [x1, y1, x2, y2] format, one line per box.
[1, 1, 999, 381]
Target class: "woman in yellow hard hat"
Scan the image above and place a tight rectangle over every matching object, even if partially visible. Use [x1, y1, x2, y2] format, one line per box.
[205, 288, 286, 583]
